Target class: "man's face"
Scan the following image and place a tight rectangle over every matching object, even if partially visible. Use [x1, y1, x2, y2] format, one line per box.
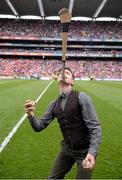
[58, 69, 74, 86]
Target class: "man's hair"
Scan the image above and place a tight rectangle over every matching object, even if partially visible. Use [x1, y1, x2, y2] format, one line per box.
[58, 67, 75, 80]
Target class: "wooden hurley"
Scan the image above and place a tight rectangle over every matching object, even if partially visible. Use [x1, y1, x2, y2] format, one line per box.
[58, 8, 71, 79]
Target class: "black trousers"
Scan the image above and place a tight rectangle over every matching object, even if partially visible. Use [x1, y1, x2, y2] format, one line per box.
[48, 143, 93, 179]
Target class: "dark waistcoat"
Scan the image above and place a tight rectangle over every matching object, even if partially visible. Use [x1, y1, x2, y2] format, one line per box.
[53, 90, 90, 149]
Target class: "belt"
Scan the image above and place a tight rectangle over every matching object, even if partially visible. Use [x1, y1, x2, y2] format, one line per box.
[69, 144, 89, 150]
[61, 140, 89, 150]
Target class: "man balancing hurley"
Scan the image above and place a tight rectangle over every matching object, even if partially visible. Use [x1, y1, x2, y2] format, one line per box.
[24, 67, 102, 179]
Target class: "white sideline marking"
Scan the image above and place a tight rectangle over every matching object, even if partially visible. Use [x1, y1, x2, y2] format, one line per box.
[0, 80, 54, 153]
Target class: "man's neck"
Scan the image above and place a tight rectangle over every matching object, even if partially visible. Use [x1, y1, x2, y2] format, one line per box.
[59, 84, 72, 94]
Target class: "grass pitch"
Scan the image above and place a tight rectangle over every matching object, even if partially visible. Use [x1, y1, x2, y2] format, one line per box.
[0, 79, 122, 179]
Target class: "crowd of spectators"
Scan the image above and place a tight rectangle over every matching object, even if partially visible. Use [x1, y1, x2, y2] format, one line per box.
[0, 19, 122, 40]
[0, 59, 121, 79]
[0, 19, 121, 80]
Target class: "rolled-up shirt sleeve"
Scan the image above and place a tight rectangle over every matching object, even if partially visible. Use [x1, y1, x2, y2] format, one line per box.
[78, 92, 102, 157]
[28, 101, 56, 132]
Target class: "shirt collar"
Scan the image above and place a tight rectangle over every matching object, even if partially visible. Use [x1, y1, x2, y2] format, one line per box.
[60, 90, 71, 99]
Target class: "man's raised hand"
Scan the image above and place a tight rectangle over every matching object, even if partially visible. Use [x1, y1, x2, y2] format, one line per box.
[24, 100, 36, 117]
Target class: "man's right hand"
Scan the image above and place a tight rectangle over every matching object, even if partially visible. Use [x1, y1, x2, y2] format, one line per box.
[24, 100, 36, 117]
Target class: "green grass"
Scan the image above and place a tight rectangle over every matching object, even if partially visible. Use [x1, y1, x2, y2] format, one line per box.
[0, 80, 122, 179]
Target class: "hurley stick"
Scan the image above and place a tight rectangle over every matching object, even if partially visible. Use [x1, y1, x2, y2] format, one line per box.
[58, 8, 71, 79]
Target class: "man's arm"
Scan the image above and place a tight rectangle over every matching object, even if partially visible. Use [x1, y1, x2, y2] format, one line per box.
[25, 100, 56, 132]
[78, 92, 102, 157]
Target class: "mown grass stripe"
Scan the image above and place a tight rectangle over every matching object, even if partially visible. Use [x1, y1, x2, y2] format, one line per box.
[0, 80, 54, 153]
[75, 81, 122, 112]
[0, 80, 51, 143]
[91, 81, 122, 90]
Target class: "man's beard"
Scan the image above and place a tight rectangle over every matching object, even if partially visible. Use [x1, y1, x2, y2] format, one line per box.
[59, 78, 69, 85]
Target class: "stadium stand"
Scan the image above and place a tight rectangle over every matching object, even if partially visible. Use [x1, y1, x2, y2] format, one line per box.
[0, 59, 121, 80]
[0, 20, 122, 40]
[0, 19, 122, 80]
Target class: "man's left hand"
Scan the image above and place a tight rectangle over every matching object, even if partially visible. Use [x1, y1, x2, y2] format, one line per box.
[82, 153, 95, 170]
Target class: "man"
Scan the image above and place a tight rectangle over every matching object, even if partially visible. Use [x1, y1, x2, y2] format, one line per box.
[25, 67, 102, 179]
